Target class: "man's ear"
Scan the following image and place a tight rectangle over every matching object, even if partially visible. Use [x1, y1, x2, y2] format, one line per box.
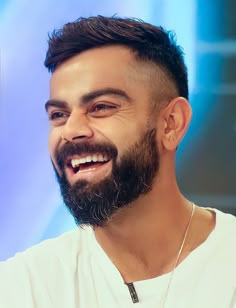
[161, 97, 192, 151]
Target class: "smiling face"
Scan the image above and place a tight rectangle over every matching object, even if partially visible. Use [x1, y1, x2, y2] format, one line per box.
[47, 45, 165, 226]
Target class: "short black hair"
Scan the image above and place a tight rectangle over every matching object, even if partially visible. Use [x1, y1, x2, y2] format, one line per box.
[44, 15, 188, 99]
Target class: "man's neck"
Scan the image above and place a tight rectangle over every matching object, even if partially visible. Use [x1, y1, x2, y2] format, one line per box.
[93, 187, 201, 282]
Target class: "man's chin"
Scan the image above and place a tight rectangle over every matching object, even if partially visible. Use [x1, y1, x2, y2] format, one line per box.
[69, 179, 89, 192]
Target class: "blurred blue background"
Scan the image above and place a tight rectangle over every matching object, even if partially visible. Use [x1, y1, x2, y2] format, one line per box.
[0, 0, 235, 261]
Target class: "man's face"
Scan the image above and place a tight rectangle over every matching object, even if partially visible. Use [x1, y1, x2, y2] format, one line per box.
[47, 45, 160, 227]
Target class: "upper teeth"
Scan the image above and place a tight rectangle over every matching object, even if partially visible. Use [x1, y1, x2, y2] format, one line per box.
[71, 154, 109, 168]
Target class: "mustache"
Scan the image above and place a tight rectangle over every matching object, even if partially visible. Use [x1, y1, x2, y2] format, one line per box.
[55, 141, 118, 170]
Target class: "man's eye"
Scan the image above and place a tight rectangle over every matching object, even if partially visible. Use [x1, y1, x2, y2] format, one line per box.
[92, 104, 116, 113]
[49, 112, 66, 121]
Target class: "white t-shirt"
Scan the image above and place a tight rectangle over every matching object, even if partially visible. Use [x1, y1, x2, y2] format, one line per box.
[0, 209, 236, 308]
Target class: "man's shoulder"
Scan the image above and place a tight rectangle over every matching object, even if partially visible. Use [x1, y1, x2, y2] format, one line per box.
[214, 208, 236, 230]
[0, 226, 92, 270]
[0, 227, 93, 306]
[211, 208, 236, 253]
[26, 227, 84, 256]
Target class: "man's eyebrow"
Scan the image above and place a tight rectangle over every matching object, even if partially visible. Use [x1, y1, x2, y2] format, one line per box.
[45, 87, 132, 112]
[45, 99, 68, 112]
[80, 87, 132, 105]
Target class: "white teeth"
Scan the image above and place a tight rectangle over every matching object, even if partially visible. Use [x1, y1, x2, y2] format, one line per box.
[98, 154, 103, 161]
[71, 154, 109, 168]
[103, 154, 108, 161]
[92, 154, 98, 162]
[80, 158, 86, 164]
[71, 159, 80, 168]
[86, 156, 92, 163]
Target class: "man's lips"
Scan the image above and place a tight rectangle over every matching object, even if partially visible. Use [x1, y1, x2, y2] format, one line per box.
[61, 152, 113, 184]
[64, 158, 112, 185]
[65, 152, 110, 173]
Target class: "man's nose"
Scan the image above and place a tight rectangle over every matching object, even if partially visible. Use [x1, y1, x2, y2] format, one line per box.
[61, 111, 94, 142]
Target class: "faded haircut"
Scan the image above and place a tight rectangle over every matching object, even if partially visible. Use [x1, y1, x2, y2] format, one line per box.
[44, 15, 188, 100]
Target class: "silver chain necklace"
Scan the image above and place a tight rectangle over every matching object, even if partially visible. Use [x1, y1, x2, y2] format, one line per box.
[125, 203, 196, 306]
[161, 202, 196, 307]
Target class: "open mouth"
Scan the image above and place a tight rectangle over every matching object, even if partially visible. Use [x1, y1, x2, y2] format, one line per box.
[66, 153, 111, 174]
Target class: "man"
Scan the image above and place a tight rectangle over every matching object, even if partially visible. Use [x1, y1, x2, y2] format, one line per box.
[0, 16, 235, 308]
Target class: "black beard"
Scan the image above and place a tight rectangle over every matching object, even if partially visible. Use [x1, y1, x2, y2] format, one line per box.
[53, 128, 159, 227]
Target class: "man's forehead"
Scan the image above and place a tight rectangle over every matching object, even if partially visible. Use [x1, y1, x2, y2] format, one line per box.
[52, 45, 135, 72]
[49, 44, 177, 104]
[50, 45, 155, 88]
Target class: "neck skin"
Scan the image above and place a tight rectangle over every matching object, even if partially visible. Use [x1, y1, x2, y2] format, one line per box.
[94, 155, 215, 283]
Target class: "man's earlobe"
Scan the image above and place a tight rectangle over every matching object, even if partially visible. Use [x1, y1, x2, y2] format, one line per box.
[161, 97, 192, 151]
